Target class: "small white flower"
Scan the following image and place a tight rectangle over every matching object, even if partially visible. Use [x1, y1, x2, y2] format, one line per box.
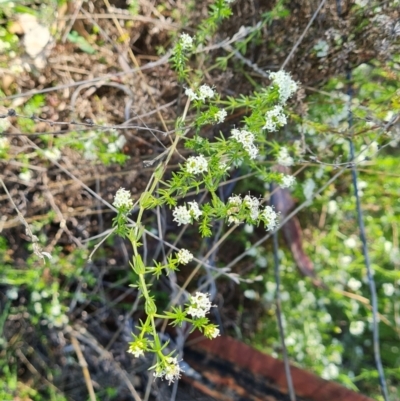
[314, 39, 329, 57]
[280, 174, 296, 188]
[44, 148, 61, 161]
[198, 84, 215, 101]
[293, 139, 303, 156]
[172, 205, 192, 226]
[357, 180, 368, 197]
[340, 255, 352, 265]
[188, 201, 203, 220]
[327, 200, 338, 215]
[50, 302, 61, 316]
[383, 283, 395, 297]
[185, 85, 216, 101]
[6, 287, 18, 300]
[344, 237, 357, 249]
[186, 155, 208, 174]
[34, 302, 43, 314]
[247, 145, 259, 159]
[321, 363, 339, 380]
[187, 292, 214, 318]
[10, 63, 23, 74]
[0, 137, 9, 149]
[107, 135, 126, 153]
[115, 135, 127, 149]
[214, 109, 227, 124]
[107, 143, 118, 153]
[244, 224, 254, 234]
[280, 291, 290, 302]
[347, 277, 362, 291]
[226, 195, 243, 223]
[128, 344, 144, 358]
[228, 215, 241, 225]
[303, 178, 316, 201]
[263, 105, 287, 132]
[276, 147, 294, 167]
[269, 70, 298, 104]
[53, 313, 69, 328]
[243, 195, 259, 209]
[185, 88, 198, 100]
[113, 188, 133, 210]
[0, 118, 11, 133]
[180, 33, 193, 50]
[219, 162, 228, 171]
[204, 326, 220, 339]
[349, 320, 365, 336]
[0, 39, 11, 53]
[262, 206, 280, 231]
[83, 139, 97, 160]
[31, 291, 42, 302]
[228, 195, 242, 207]
[173, 202, 202, 226]
[19, 170, 32, 182]
[243, 195, 260, 220]
[177, 249, 193, 265]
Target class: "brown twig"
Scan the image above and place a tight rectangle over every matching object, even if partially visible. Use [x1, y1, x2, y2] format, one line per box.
[70, 333, 97, 401]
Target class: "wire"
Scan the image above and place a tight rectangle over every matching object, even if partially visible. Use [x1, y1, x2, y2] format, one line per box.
[271, 184, 296, 401]
[345, 64, 389, 401]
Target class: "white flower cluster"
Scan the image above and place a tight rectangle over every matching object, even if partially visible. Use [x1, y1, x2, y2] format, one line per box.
[263, 105, 287, 132]
[269, 70, 298, 104]
[180, 33, 193, 50]
[226, 195, 279, 230]
[262, 206, 280, 231]
[154, 356, 182, 385]
[173, 201, 202, 226]
[243, 195, 261, 220]
[276, 147, 294, 167]
[214, 109, 227, 124]
[177, 249, 194, 265]
[185, 84, 215, 102]
[280, 174, 296, 188]
[187, 292, 214, 318]
[113, 188, 133, 210]
[231, 128, 259, 159]
[186, 155, 208, 174]
[226, 195, 242, 225]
